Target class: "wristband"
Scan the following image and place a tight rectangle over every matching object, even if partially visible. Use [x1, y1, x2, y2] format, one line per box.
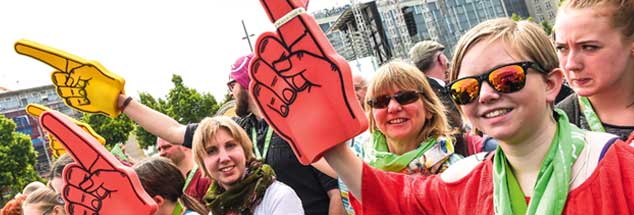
[119, 96, 133, 112]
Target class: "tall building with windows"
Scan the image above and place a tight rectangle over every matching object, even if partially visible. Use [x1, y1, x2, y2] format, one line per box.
[0, 85, 82, 175]
[525, 0, 558, 23]
[313, 5, 351, 60]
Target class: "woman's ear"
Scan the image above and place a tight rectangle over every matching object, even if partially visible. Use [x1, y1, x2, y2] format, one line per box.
[153, 195, 165, 207]
[545, 68, 564, 103]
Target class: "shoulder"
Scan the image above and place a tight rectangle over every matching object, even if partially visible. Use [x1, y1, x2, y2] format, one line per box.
[555, 93, 578, 113]
[257, 181, 304, 214]
[440, 152, 489, 182]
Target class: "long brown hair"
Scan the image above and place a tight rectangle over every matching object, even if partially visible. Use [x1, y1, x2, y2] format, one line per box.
[134, 157, 209, 214]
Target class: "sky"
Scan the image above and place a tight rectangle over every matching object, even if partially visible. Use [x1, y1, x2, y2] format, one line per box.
[0, 0, 349, 101]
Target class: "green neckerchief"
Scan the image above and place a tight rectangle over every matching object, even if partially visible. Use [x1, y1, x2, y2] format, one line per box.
[493, 109, 585, 215]
[368, 131, 437, 172]
[204, 159, 275, 215]
[578, 96, 606, 132]
[171, 201, 184, 215]
[251, 126, 274, 160]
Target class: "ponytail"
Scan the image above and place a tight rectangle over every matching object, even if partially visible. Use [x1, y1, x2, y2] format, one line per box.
[180, 193, 209, 215]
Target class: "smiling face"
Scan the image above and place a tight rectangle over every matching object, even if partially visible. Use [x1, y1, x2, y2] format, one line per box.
[554, 6, 634, 97]
[203, 128, 247, 190]
[372, 88, 428, 144]
[457, 40, 554, 143]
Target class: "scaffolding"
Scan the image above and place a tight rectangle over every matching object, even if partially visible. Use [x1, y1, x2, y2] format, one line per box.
[377, 0, 412, 59]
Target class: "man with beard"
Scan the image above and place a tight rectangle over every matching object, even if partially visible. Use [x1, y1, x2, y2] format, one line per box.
[156, 137, 210, 204]
[116, 54, 343, 215]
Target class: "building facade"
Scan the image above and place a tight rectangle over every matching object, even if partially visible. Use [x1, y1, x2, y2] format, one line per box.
[0, 85, 82, 175]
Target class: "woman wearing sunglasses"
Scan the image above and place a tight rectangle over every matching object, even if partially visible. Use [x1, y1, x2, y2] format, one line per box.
[22, 187, 66, 215]
[554, 0, 634, 142]
[338, 61, 463, 214]
[320, 18, 634, 214]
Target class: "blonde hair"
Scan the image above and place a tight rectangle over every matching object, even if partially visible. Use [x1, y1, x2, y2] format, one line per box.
[365, 60, 450, 141]
[450, 18, 559, 82]
[559, 0, 634, 38]
[192, 116, 254, 178]
[23, 187, 65, 215]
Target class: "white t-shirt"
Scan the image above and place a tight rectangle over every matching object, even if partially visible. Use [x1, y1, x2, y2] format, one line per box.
[254, 181, 304, 215]
[208, 181, 304, 215]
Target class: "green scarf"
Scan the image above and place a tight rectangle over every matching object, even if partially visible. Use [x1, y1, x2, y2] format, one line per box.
[204, 159, 275, 215]
[493, 109, 585, 215]
[368, 131, 437, 172]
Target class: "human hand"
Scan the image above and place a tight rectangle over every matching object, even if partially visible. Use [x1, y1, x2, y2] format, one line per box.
[39, 110, 157, 215]
[250, 0, 368, 165]
[26, 103, 106, 158]
[15, 39, 125, 117]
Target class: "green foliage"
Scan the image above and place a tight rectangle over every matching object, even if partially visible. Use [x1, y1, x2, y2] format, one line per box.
[541, 20, 554, 35]
[166, 75, 219, 124]
[82, 113, 134, 148]
[0, 115, 41, 205]
[134, 74, 219, 149]
[511, 13, 522, 22]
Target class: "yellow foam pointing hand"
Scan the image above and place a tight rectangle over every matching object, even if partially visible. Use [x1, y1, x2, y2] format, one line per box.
[26, 103, 106, 158]
[15, 39, 125, 117]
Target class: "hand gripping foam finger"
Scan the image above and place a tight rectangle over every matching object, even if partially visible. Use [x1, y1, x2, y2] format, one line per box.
[250, 0, 368, 165]
[26, 104, 106, 158]
[40, 110, 157, 215]
[15, 39, 125, 118]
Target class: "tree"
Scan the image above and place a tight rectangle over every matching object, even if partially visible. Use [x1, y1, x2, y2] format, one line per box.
[134, 74, 220, 149]
[0, 115, 41, 205]
[82, 113, 134, 149]
[511, 13, 522, 22]
[166, 75, 219, 124]
[541, 20, 553, 35]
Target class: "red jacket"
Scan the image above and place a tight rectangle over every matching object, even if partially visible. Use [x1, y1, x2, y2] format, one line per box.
[358, 141, 634, 214]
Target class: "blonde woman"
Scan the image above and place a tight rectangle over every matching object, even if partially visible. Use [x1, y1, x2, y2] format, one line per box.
[319, 18, 634, 214]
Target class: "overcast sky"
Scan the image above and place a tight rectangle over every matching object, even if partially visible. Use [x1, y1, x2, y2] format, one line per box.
[0, 0, 348, 100]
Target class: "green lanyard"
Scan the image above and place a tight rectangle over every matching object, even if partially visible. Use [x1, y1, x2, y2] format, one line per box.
[182, 165, 198, 192]
[251, 127, 274, 160]
[578, 96, 606, 132]
[171, 201, 184, 215]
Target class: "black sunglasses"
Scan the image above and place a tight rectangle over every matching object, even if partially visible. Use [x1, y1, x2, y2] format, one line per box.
[447, 61, 546, 105]
[367, 90, 425, 109]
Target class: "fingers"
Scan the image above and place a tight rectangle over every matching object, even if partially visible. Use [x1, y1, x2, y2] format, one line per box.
[258, 0, 308, 23]
[67, 203, 98, 215]
[252, 83, 290, 117]
[26, 104, 47, 117]
[40, 111, 115, 172]
[14, 39, 86, 73]
[251, 59, 297, 103]
[256, 33, 290, 68]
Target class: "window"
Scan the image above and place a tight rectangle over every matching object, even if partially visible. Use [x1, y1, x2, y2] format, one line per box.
[13, 115, 30, 128]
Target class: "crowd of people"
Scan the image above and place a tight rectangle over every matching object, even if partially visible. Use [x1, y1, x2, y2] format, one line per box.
[2, 0, 633, 214]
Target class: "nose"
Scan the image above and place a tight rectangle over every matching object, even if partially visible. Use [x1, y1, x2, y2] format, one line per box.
[386, 98, 402, 113]
[217, 148, 231, 163]
[478, 81, 501, 104]
[563, 49, 583, 72]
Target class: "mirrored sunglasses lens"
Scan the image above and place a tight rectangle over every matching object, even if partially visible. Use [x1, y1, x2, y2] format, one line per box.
[489, 65, 526, 93]
[450, 78, 479, 104]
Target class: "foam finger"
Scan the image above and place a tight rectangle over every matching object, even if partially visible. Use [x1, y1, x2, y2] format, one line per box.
[252, 83, 290, 117]
[58, 86, 87, 98]
[66, 203, 98, 215]
[256, 33, 290, 67]
[63, 184, 101, 211]
[258, 0, 308, 23]
[15, 39, 86, 73]
[26, 103, 47, 117]
[251, 59, 296, 104]
[52, 71, 72, 87]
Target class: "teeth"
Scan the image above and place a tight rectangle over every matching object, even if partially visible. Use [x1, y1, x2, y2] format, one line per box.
[219, 166, 234, 172]
[484, 109, 511, 118]
[388, 118, 407, 124]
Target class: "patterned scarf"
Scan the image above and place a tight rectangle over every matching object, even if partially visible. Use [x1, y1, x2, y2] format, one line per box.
[366, 131, 438, 172]
[493, 109, 585, 215]
[204, 159, 275, 215]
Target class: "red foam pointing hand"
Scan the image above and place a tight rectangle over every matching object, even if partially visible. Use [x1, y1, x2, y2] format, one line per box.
[250, 0, 368, 165]
[40, 111, 157, 215]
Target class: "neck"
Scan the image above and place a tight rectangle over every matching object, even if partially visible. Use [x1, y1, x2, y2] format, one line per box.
[499, 114, 557, 195]
[248, 98, 262, 119]
[426, 67, 446, 82]
[587, 87, 634, 125]
[157, 201, 177, 215]
[386, 136, 419, 155]
[177, 157, 194, 177]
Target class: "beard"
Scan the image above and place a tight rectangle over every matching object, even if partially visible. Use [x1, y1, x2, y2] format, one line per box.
[235, 88, 251, 117]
